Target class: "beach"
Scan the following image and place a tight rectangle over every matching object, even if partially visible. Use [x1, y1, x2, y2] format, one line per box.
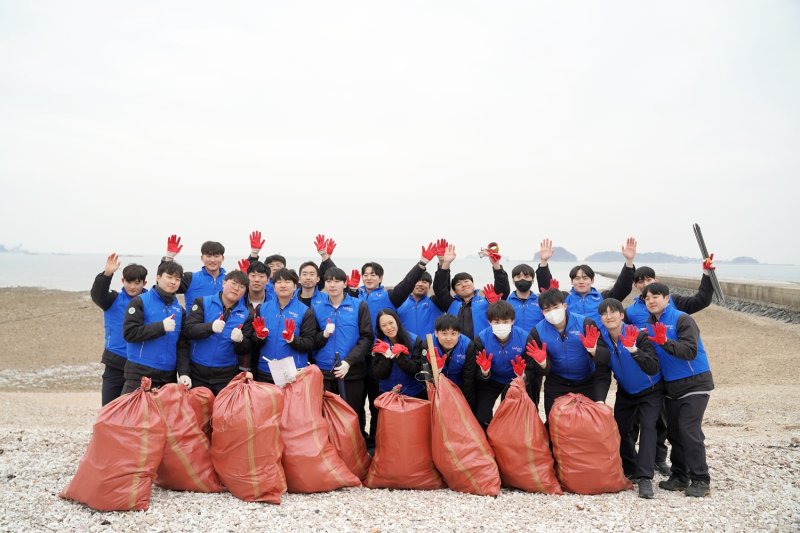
[0, 287, 798, 531]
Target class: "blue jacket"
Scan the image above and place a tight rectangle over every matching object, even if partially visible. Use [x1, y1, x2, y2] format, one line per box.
[377, 333, 425, 397]
[448, 291, 490, 339]
[103, 288, 144, 357]
[185, 267, 226, 311]
[358, 284, 396, 326]
[397, 294, 442, 339]
[598, 326, 661, 395]
[507, 291, 544, 333]
[625, 297, 651, 329]
[433, 334, 472, 386]
[257, 296, 312, 374]
[190, 294, 249, 368]
[313, 294, 369, 372]
[535, 313, 595, 382]
[126, 289, 184, 372]
[651, 305, 711, 383]
[477, 325, 528, 385]
[565, 288, 604, 323]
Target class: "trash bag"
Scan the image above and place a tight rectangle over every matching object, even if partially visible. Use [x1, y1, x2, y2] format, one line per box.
[59, 377, 166, 511]
[187, 386, 215, 439]
[365, 387, 445, 490]
[210, 371, 286, 503]
[549, 393, 632, 494]
[153, 384, 224, 492]
[429, 377, 501, 496]
[322, 391, 371, 481]
[486, 377, 562, 494]
[280, 366, 361, 493]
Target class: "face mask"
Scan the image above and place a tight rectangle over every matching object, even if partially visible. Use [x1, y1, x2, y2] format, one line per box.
[544, 307, 566, 325]
[491, 323, 512, 339]
[514, 279, 533, 293]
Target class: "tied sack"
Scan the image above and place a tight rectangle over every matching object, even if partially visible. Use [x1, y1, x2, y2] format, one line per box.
[59, 377, 166, 511]
[322, 391, 371, 481]
[486, 377, 562, 494]
[365, 387, 445, 490]
[153, 384, 224, 492]
[429, 377, 501, 496]
[211, 371, 286, 503]
[280, 366, 361, 493]
[187, 386, 215, 440]
[549, 393, 632, 494]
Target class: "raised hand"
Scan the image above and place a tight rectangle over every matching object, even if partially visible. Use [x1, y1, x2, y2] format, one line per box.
[486, 246, 502, 264]
[580, 325, 600, 351]
[325, 238, 336, 255]
[539, 238, 554, 264]
[541, 278, 560, 292]
[619, 324, 639, 350]
[525, 340, 547, 365]
[249, 230, 265, 255]
[511, 355, 526, 377]
[391, 344, 409, 357]
[281, 318, 296, 342]
[237, 258, 250, 273]
[212, 313, 226, 334]
[621, 237, 637, 266]
[482, 283, 502, 304]
[420, 242, 437, 264]
[435, 238, 449, 260]
[253, 316, 269, 339]
[441, 244, 457, 268]
[476, 349, 493, 375]
[373, 339, 390, 356]
[703, 253, 716, 271]
[104, 253, 121, 276]
[346, 269, 360, 289]
[163, 313, 176, 332]
[166, 234, 183, 258]
[648, 322, 668, 345]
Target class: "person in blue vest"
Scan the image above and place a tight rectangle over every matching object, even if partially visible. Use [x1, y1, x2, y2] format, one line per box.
[184, 270, 251, 395]
[396, 271, 442, 338]
[593, 298, 662, 499]
[642, 283, 714, 498]
[296, 233, 342, 307]
[432, 243, 510, 339]
[244, 268, 318, 384]
[430, 314, 477, 409]
[241, 260, 271, 317]
[312, 267, 374, 432]
[507, 238, 555, 330]
[525, 288, 610, 418]
[160, 234, 228, 312]
[90, 253, 148, 405]
[564, 236, 638, 322]
[371, 309, 426, 399]
[121, 261, 188, 394]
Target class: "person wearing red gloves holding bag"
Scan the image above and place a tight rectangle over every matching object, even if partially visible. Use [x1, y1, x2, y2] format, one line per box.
[371, 309, 426, 399]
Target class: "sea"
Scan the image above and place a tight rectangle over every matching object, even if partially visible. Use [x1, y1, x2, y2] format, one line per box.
[1, 252, 798, 292]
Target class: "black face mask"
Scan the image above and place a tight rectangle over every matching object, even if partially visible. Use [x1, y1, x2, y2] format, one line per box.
[514, 279, 533, 293]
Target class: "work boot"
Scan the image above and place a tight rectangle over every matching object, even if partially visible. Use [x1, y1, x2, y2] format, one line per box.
[655, 461, 671, 476]
[658, 475, 689, 491]
[685, 480, 711, 497]
[637, 478, 654, 499]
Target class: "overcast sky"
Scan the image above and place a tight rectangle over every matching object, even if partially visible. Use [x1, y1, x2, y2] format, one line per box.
[1, 1, 798, 264]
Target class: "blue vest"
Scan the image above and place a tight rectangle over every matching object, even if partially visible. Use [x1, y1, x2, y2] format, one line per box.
[565, 288, 603, 323]
[535, 313, 595, 382]
[257, 296, 311, 374]
[126, 290, 184, 372]
[377, 333, 425, 397]
[358, 285, 395, 327]
[598, 326, 661, 395]
[651, 306, 711, 382]
[477, 325, 528, 385]
[190, 294, 249, 368]
[627, 297, 680, 330]
[447, 291, 490, 338]
[104, 288, 146, 357]
[507, 291, 544, 333]
[397, 294, 442, 338]
[433, 334, 471, 386]
[294, 286, 327, 307]
[313, 294, 363, 371]
[184, 267, 226, 310]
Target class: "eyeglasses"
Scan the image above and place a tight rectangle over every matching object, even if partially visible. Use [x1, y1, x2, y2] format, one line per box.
[228, 281, 247, 291]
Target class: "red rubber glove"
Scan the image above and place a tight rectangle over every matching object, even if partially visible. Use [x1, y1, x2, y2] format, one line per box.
[476, 350, 493, 373]
[511, 355, 526, 377]
[432, 346, 446, 370]
[619, 324, 639, 348]
[391, 344, 409, 356]
[347, 269, 360, 289]
[487, 249, 501, 263]
[314, 234, 328, 254]
[420, 242, 437, 263]
[482, 283, 502, 304]
[373, 339, 390, 355]
[648, 322, 668, 345]
[525, 340, 547, 365]
[281, 318, 296, 342]
[326, 238, 336, 255]
[249, 230, 265, 253]
[237, 258, 250, 272]
[580, 325, 600, 350]
[541, 279, 560, 292]
[703, 253, 715, 271]
[435, 238, 449, 259]
[253, 316, 269, 339]
[166, 234, 183, 257]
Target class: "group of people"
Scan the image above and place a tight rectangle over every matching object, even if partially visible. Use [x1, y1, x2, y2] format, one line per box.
[91, 231, 716, 499]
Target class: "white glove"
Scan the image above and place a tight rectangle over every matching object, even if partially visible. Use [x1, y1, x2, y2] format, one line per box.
[324, 322, 336, 338]
[333, 360, 350, 379]
[162, 315, 176, 332]
[384, 349, 395, 359]
[212, 319, 226, 334]
[230, 327, 244, 343]
[178, 375, 192, 388]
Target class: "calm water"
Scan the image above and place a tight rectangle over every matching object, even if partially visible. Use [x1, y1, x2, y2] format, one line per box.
[1, 252, 797, 292]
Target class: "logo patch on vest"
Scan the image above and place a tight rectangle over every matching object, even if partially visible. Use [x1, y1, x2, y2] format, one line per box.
[192, 304, 198, 311]
[128, 307, 135, 314]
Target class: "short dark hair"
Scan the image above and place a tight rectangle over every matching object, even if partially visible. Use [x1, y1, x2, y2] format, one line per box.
[298, 261, 319, 275]
[641, 282, 670, 298]
[487, 301, 515, 322]
[375, 309, 412, 348]
[451, 272, 473, 291]
[201, 241, 225, 256]
[271, 268, 299, 285]
[225, 270, 249, 287]
[633, 266, 657, 283]
[434, 314, 461, 333]
[569, 264, 595, 280]
[361, 262, 384, 278]
[511, 264, 535, 278]
[538, 288, 566, 309]
[122, 264, 148, 282]
[597, 298, 625, 315]
[324, 267, 347, 282]
[264, 254, 286, 267]
[247, 260, 269, 275]
[157, 261, 184, 277]
[419, 272, 432, 284]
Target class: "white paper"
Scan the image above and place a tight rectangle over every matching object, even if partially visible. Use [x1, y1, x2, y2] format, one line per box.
[264, 356, 298, 388]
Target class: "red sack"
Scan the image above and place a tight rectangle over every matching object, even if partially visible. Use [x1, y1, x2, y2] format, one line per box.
[187, 386, 215, 439]
[365, 387, 445, 490]
[486, 377, 562, 494]
[59, 377, 166, 511]
[429, 377, 501, 496]
[211, 372, 286, 503]
[322, 391, 371, 481]
[153, 384, 224, 492]
[549, 393, 632, 494]
[280, 366, 361, 493]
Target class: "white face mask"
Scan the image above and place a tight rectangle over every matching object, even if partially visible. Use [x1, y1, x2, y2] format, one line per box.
[491, 323, 512, 339]
[544, 307, 566, 325]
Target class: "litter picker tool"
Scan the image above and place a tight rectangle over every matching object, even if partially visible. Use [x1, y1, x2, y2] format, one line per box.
[692, 223, 725, 304]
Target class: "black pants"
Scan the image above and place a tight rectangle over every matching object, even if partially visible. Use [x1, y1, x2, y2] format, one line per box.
[101, 364, 126, 406]
[254, 370, 275, 384]
[191, 376, 229, 396]
[525, 374, 543, 409]
[323, 376, 366, 432]
[666, 394, 710, 482]
[630, 400, 670, 464]
[543, 375, 595, 420]
[475, 379, 507, 429]
[614, 386, 664, 479]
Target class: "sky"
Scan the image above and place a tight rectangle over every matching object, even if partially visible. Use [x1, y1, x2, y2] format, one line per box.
[1, 1, 798, 264]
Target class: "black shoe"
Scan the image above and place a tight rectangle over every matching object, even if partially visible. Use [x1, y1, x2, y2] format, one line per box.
[638, 478, 654, 499]
[655, 461, 671, 476]
[625, 474, 639, 485]
[658, 475, 689, 491]
[685, 480, 711, 497]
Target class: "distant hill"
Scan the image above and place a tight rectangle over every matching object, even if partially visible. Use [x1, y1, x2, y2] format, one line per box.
[534, 247, 577, 262]
[727, 256, 759, 265]
[585, 251, 698, 263]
